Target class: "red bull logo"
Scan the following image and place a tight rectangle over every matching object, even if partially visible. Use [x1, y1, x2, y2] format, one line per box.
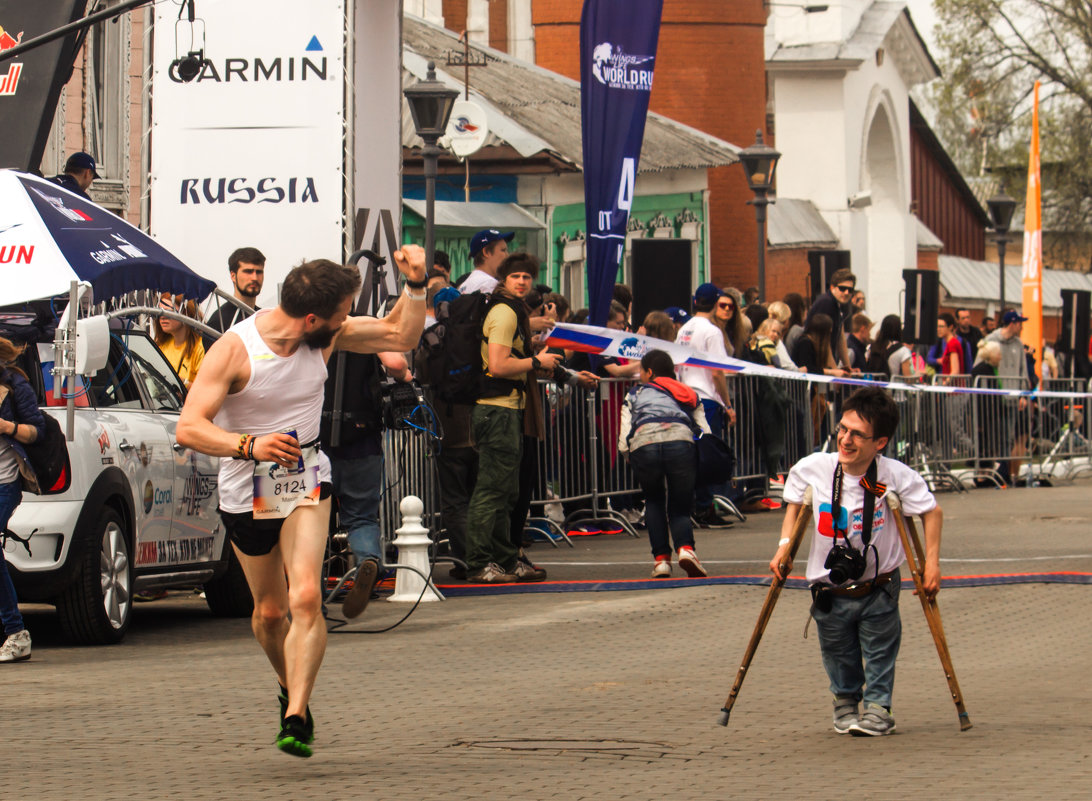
[0, 23, 23, 97]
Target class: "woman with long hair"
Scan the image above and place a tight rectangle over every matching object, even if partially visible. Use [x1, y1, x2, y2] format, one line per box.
[866, 314, 915, 378]
[0, 337, 46, 662]
[154, 293, 206, 388]
[641, 310, 676, 343]
[782, 292, 808, 354]
[714, 288, 748, 357]
[767, 300, 799, 369]
[791, 313, 846, 378]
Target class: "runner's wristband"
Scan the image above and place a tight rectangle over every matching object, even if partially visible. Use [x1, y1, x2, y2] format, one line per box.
[246, 435, 257, 461]
[403, 285, 426, 300]
[778, 538, 790, 547]
[405, 276, 428, 289]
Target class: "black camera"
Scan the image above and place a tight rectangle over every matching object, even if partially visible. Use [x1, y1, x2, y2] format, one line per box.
[380, 380, 428, 431]
[824, 543, 867, 585]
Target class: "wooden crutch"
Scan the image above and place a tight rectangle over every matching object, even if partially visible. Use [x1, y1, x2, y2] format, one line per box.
[717, 487, 813, 726]
[887, 491, 972, 731]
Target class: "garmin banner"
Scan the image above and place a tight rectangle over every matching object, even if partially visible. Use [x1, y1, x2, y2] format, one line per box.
[150, 0, 346, 307]
[580, 0, 663, 325]
[0, 1, 88, 171]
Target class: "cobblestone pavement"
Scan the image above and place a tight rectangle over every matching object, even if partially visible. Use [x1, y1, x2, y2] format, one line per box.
[9, 483, 1091, 800]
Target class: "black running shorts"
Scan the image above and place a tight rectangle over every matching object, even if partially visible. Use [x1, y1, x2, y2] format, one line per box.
[220, 482, 332, 556]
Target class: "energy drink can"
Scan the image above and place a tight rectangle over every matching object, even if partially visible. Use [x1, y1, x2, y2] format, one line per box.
[281, 429, 305, 472]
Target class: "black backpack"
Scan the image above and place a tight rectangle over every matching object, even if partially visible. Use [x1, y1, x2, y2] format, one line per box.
[20, 412, 71, 495]
[418, 292, 524, 405]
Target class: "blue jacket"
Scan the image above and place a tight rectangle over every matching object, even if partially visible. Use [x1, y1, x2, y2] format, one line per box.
[1, 369, 47, 477]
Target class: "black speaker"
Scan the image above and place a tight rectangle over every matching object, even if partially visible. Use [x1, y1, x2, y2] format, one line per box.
[631, 239, 694, 326]
[1059, 289, 1091, 355]
[902, 269, 940, 345]
[808, 250, 851, 302]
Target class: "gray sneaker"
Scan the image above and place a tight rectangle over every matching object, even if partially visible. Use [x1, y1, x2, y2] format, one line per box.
[832, 695, 859, 734]
[849, 703, 896, 736]
[511, 557, 547, 582]
[467, 563, 518, 584]
[0, 629, 31, 663]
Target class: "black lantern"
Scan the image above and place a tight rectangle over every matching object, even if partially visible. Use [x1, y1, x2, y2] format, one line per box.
[404, 61, 459, 282]
[739, 129, 781, 303]
[987, 185, 1017, 317]
[404, 61, 459, 144]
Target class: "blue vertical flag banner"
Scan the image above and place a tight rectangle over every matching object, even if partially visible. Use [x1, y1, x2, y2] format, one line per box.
[580, 0, 663, 326]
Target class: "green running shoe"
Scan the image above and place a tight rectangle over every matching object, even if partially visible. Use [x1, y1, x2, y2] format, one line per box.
[276, 715, 314, 758]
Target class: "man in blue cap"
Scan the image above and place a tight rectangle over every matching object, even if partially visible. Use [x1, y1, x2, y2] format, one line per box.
[459, 229, 514, 294]
[675, 283, 737, 528]
[49, 152, 99, 200]
[664, 306, 691, 336]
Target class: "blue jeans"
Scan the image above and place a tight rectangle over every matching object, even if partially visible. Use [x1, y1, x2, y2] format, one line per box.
[330, 454, 383, 564]
[812, 572, 902, 709]
[629, 440, 696, 558]
[695, 400, 730, 508]
[0, 481, 25, 635]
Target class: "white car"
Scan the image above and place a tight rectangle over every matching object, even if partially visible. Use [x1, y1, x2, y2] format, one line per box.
[5, 317, 251, 644]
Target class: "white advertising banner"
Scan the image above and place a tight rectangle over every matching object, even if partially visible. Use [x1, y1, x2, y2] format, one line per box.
[150, 0, 346, 307]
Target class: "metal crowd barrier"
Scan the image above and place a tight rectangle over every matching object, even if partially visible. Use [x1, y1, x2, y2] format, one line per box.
[377, 371, 1092, 552]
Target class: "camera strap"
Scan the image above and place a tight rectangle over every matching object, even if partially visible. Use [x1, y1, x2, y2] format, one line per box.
[830, 458, 882, 548]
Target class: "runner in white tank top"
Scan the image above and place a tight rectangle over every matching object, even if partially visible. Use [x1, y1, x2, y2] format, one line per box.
[214, 311, 331, 514]
[176, 248, 428, 758]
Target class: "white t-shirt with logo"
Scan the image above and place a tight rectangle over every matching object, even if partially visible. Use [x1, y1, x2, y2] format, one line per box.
[459, 269, 498, 295]
[674, 315, 729, 407]
[783, 452, 936, 585]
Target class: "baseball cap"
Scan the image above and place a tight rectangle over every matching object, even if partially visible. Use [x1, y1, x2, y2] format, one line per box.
[65, 151, 100, 179]
[664, 306, 691, 324]
[693, 282, 725, 306]
[1002, 310, 1028, 324]
[469, 229, 514, 258]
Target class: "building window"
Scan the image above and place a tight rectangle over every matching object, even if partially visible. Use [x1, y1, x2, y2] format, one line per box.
[85, 5, 128, 181]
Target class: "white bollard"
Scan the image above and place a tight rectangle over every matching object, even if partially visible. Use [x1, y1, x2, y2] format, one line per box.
[387, 495, 444, 603]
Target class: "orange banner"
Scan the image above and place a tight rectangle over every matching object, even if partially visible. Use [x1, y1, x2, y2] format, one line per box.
[1021, 81, 1043, 377]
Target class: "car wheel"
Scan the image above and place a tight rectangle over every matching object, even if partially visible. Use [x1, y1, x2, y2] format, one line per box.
[203, 544, 254, 618]
[57, 507, 132, 644]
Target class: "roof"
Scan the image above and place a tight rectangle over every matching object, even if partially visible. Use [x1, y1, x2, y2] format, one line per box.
[402, 15, 740, 174]
[767, 198, 839, 248]
[915, 215, 943, 250]
[403, 199, 545, 230]
[939, 254, 1092, 310]
[768, 3, 939, 86]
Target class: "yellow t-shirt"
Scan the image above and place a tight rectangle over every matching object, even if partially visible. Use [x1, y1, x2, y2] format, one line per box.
[478, 302, 526, 410]
[159, 338, 205, 387]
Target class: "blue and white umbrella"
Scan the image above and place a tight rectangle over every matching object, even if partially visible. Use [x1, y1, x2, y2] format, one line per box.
[0, 169, 214, 306]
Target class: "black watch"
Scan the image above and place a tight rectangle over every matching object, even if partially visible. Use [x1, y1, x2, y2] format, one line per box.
[530, 355, 542, 370]
[405, 276, 428, 289]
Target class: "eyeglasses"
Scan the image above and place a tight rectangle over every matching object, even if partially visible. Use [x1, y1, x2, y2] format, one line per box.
[836, 423, 874, 443]
[834, 284, 855, 293]
[717, 301, 736, 310]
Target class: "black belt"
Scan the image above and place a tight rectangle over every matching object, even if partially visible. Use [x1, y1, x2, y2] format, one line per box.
[829, 570, 895, 598]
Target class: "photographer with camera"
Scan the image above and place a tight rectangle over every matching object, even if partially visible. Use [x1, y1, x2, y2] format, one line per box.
[769, 388, 942, 736]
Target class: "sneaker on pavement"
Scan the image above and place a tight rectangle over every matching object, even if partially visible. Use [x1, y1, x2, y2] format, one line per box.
[651, 559, 671, 578]
[694, 508, 734, 529]
[832, 695, 859, 734]
[849, 703, 896, 736]
[342, 559, 379, 619]
[466, 563, 518, 584]
[512, 555, 547, 582]
[677, 547, 707, 578]
[0, 629, 31, 663]
[276, 714, 314, 758]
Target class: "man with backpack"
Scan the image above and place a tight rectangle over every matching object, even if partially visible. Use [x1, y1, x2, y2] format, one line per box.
[464, 253, 561, 583]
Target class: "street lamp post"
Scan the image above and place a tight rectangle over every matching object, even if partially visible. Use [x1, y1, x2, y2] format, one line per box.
[404, 61, 459, 278]
[987, 185, 1017, 319]
[739, 129, 781, 303]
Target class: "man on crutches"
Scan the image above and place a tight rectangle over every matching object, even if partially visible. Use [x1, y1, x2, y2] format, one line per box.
[770, 387, 942, 736]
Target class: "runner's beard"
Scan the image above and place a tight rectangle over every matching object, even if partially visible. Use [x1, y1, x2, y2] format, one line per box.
[235, 281, 261, 299]
[303, 323, 338, 350]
